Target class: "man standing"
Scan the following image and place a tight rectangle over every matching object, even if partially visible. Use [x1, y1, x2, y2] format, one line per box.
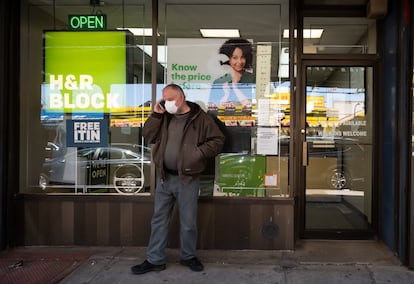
[131, 84, 225, 274]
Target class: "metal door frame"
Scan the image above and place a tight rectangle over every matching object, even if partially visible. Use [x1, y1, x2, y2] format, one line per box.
[295, 57, 379, 239]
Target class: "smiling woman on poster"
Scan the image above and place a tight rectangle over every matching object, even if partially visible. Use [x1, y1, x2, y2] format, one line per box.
[210, 38, 255, 106]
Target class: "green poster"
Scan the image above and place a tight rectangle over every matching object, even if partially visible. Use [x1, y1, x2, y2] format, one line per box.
[218, 154, 266, 196]
[43, 31, 131, 113]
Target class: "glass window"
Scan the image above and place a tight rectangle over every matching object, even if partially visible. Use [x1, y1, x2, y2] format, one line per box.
[302, 17, 376, 54]
[22, 0, 291, 198]
[22, 0, 152, 195]
[159, 2, 290, 198]
[304, 66, 373, 230]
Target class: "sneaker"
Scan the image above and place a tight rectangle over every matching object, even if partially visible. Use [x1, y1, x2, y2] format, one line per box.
[131, 260, 166, 274]
[180, 257, 204, 272]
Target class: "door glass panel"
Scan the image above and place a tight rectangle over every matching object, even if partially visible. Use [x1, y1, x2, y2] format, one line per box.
[305, 66, 373, 231]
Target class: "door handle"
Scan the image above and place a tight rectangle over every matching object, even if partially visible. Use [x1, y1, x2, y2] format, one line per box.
[302, 141, 308, 166]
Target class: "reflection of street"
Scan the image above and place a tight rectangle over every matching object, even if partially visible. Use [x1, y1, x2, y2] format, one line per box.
[110, 102, 152, 127]
[208, 98, 255, 126]
[209, 80, 255, 127]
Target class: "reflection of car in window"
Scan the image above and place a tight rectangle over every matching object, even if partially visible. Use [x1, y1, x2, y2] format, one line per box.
[279, 136, 366, 190]
[44, 141, 64, 161]
[39, 143, 151, 195]
[217, 135, 366, 195]
[217, 134, 369, 195]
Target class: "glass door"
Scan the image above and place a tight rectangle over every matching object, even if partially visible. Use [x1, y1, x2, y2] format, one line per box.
[304, 65, 373, 237]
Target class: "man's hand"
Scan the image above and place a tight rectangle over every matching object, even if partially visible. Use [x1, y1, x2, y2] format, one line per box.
[154, 99, 166, 114]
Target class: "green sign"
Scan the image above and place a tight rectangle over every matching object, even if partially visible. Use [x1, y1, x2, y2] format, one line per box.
[218, 154, 266, 196]
[69, 15, 106, 31]
[43, 31, 131, 113]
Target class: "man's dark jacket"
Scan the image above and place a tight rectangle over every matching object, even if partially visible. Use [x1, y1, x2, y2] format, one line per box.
[142, 101, 225, 183]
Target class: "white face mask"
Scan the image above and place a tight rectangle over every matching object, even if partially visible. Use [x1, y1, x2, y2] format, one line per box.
[164, 100, 178, 114]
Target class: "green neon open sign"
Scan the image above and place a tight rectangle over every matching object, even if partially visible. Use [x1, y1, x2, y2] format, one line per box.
[68, 15, 106, 31]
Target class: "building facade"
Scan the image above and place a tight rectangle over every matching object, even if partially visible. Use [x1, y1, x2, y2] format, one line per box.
[1, 0, 413, 268]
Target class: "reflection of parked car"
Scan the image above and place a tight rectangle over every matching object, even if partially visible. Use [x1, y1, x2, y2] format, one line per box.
[279, 135, 366, 190]
[44, 141, 64, 160]
[39, 144, 151, 195]
[217, 135, 366, 194]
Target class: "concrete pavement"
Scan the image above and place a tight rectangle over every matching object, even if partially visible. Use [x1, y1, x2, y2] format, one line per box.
[57, 240, 414, 284]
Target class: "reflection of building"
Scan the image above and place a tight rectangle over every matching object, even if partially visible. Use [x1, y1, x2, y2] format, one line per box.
[109, 106, 152, 127]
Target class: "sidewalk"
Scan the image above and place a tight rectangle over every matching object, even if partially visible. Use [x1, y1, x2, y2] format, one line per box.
[2, 240, 414, 284]
[59, 240, 414, 284]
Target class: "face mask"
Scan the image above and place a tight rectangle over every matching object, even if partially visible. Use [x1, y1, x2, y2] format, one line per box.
[164, 100, 178, 114]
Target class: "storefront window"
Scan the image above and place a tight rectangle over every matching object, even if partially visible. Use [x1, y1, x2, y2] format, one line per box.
[21, 1, 290, 198]
[302, 17, 376, 54]
[160, 2, 289, 197]
[22, 0, 153, 195]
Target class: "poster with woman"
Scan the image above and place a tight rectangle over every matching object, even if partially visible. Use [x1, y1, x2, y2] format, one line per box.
[209, 38, 255, 106]
[167, 37, 255, 126]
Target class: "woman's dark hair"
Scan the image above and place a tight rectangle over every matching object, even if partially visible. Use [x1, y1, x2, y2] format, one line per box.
[219, 38, 253, 69]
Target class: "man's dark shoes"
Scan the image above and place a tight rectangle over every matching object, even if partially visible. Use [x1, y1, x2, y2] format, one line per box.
[131, 260, 166, 274]
[180, 257, 204, 272]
